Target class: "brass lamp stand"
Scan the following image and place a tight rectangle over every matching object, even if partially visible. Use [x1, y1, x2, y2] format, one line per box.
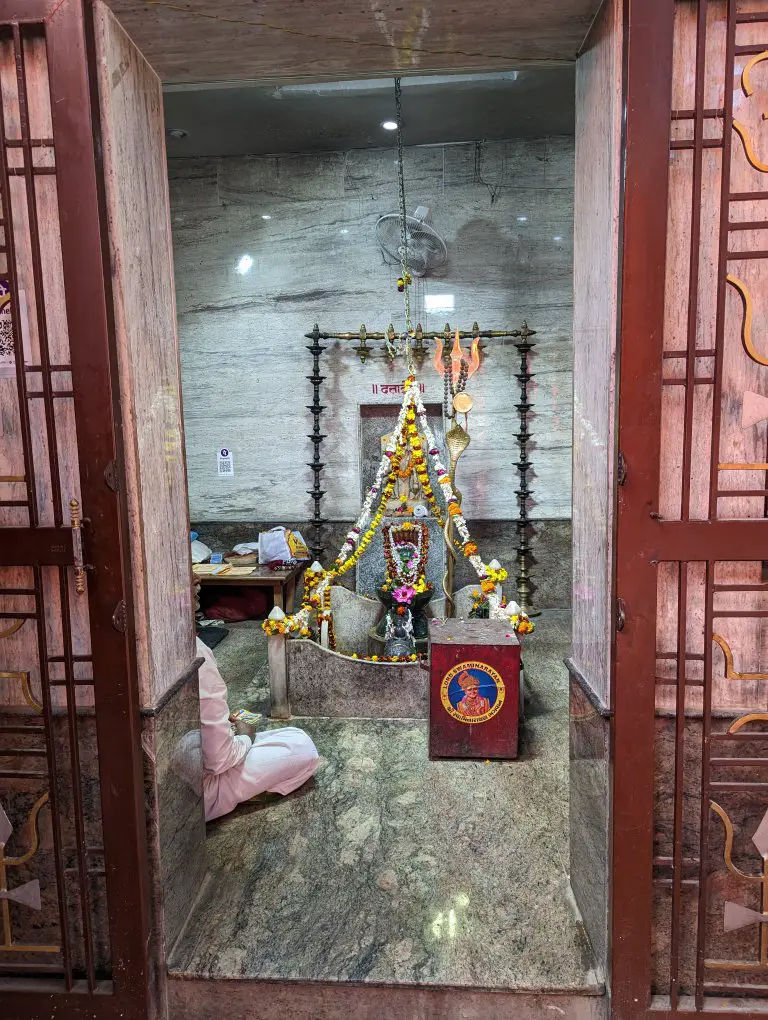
[514, 322, 540, 617]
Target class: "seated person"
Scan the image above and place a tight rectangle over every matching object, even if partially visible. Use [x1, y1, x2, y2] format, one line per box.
[196, 636, 319, 821]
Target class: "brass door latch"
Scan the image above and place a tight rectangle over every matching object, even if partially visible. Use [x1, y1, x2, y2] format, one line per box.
[69, 498, 86, 594]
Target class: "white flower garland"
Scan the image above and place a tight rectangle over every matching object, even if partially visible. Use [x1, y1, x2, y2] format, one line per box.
[384, 520, 424, 583]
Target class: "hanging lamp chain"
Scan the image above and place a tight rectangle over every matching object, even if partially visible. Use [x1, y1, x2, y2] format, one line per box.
[394, 77, 415, 373]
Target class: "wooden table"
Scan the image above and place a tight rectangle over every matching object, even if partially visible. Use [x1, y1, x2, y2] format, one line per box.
[194, 563, 302, 613]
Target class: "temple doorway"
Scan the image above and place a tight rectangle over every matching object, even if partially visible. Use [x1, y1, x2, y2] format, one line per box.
[172, 69, 598, 1012]
[2, 3, 767, 1019]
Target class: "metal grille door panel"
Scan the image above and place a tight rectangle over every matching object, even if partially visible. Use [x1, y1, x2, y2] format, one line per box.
[0, 2, 151, 1016]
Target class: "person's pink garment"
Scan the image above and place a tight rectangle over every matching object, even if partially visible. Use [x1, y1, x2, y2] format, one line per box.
[196, 637, 319, 821]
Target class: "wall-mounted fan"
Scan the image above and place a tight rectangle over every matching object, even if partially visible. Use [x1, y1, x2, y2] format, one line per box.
[375, 205, 448, 277]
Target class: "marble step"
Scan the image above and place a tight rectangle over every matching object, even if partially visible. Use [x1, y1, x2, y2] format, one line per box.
[168, 976, 607, 1020]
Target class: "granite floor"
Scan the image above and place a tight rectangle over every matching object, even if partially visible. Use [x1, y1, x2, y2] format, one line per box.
[172, 612, 600, 993]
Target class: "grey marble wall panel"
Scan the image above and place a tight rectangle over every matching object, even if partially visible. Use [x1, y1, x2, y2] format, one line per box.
[286, 641, 426, 718]
[451, 518, 572, 609]
[568, 673, 610, 980]
[139, 666, 207, 1012]
[167, 157, 219, 211]
[571, 0, 621, 710]
[169, 138, 573, 524]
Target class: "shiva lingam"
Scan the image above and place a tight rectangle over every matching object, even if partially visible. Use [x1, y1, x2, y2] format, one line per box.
[372, 521, 433, 654]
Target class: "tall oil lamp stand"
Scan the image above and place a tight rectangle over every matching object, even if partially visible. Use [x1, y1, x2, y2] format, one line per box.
[305, 323, 327, 563]
[514, 322, 540, 617]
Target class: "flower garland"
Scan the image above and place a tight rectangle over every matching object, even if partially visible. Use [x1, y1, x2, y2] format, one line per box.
[470, 588, 535, 633]
[351, 652, 422, 662]
[383, 520, 429, 584]
[403, 403, 447, 529]
[264, 425, 409, 636]
[317, 585, 337, 650]
[263, 566, 320, 636]
[264, 374, 531, 639]
[336, 391, 414, 564]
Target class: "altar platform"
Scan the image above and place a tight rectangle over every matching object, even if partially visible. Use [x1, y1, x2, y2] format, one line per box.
[167, 613, 605, 1019]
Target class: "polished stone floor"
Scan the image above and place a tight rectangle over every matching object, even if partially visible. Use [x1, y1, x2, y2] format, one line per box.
[171, 612, 601, 992]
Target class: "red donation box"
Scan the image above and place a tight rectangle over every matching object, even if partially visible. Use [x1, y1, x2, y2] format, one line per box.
[428, 619, 521, 760]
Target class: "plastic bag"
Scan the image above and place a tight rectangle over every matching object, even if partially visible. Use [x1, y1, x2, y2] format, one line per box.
[286, 530, 309, 560]
[191, 539, 212, 564]
[257, 528, 310, 564]
[258, 527, 292, 564]
[232, 542, 259, 555]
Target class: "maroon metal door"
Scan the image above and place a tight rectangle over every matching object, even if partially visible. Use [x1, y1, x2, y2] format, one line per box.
[0, 1, 151, 1016]
[613, 1, 768, 1016]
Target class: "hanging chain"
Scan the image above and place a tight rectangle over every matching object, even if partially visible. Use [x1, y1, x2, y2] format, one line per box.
[393, 77, 416, 374]
[394, 77, 410, 333]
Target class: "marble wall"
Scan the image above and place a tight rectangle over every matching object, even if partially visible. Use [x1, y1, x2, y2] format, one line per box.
[96, 1, 194, 708]
[287, 641, 426, 718]
[168, 137, 574, 525]
[168, 981, 607, 1020]
[568, 666, 611, 979]
[567, 0, 623, 984]
[141, 666, 208, 977]
[571, 0, 622, 709]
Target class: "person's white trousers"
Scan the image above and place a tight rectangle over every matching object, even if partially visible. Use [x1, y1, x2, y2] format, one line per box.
[203, 726, 319, 821]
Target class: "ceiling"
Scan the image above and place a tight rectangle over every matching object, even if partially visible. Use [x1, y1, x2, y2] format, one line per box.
[163, 69, 575, 159]
[105, 0, 601, 84]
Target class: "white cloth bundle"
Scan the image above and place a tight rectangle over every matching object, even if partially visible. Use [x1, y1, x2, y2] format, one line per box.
[258, 527, 309, 563]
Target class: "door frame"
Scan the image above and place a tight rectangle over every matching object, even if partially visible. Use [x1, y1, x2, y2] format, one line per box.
[611, 1, 768, 1016]
[0, 1, 152, 1016]
[7, 0, 764, 1017]
[610, 0, 676, 1014]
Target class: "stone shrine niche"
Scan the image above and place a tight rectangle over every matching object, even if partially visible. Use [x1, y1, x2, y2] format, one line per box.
[356, 403, 446, 596]
[359, 402, 445, 511]
[379, 427, 430, 511]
